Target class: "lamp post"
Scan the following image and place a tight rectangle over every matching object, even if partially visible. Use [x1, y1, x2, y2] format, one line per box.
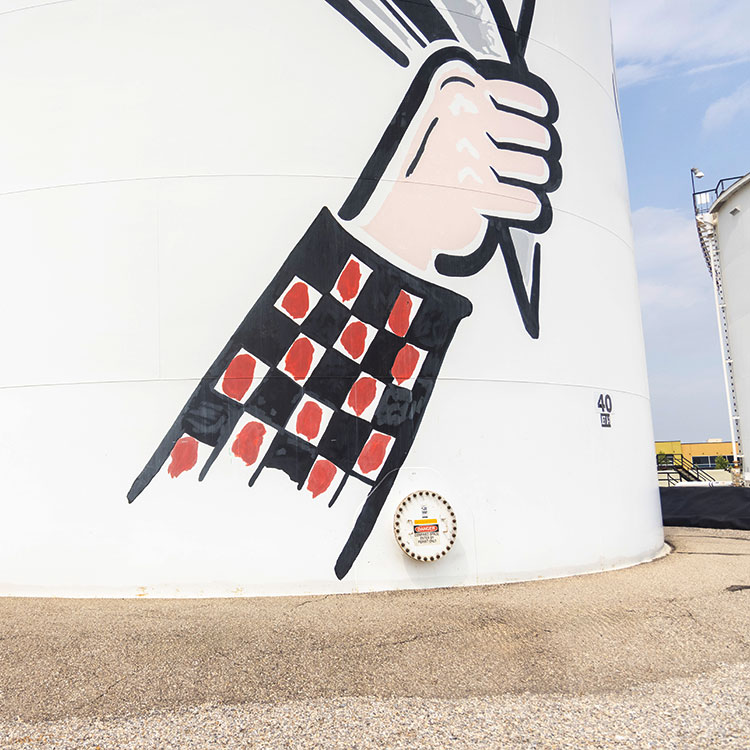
[691, 166, 704, 194]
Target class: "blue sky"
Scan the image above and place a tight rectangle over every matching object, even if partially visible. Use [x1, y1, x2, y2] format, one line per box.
[611, 0, 750, 442]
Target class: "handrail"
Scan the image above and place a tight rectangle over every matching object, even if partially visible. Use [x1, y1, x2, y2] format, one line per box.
[693, 175, 744, 214]
[656, 454, 722, 483]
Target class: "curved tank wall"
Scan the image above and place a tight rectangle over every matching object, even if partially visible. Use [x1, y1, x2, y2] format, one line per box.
[0, 0, 664, 596]
[713, 174, 750, 470]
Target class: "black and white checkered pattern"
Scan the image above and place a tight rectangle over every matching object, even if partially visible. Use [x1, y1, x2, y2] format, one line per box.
[129, 208, 472, 578]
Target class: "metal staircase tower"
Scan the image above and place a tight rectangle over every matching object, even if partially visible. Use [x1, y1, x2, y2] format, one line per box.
[693, 186, 744, 466]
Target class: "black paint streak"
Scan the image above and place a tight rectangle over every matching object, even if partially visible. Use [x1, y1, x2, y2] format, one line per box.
[433, 222, 541, 341]
[380, 0, 428, 47]
[485, 0, 521, 65]
[263, 433, 318, 490]
[440, 75, 475, 89]
[497, 224, 541, 339]
[405, 116, 438, 178]
[433, 220, 500, 279]
[515, 0, 537, 60]
[324, 0, 410, 67]
[327, 474, 350, 508]
[389, 0, 457, 43]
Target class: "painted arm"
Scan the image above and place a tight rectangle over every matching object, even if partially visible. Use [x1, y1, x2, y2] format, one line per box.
[128, 44, 561, 582]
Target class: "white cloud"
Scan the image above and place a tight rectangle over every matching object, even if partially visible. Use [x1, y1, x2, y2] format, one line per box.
[703, 81, 750, 132]
[631, 207, 729, 441]
[616, 63, 661, 89]
[632, 206, 702, 281]
[611, 0, 750, 86]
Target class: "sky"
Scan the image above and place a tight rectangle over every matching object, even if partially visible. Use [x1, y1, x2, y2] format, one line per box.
[610, 0, 750, 442]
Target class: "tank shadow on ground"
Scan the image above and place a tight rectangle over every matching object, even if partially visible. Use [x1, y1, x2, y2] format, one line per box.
[0, 527, 748, 723]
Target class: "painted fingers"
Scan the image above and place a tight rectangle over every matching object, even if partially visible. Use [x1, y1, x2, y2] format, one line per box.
[350, 48, 562, 270]
[408, 59, 561, 228]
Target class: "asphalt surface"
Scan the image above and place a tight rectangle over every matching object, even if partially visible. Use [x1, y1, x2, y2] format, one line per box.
[0, 527, 748, 748]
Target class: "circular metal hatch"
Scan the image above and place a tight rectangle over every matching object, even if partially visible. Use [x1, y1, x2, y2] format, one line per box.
[393, 490, 457, 561]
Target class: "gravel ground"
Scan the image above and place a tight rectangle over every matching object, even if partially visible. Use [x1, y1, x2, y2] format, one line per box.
[0, 528, 748, 748]
[1, 662, 748, 749]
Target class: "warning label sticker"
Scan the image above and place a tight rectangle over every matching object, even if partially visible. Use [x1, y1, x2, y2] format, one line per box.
[414, 522, 439, 545]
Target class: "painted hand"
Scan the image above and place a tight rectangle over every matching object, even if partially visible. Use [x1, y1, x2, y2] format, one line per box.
[343, 48, 561, 273]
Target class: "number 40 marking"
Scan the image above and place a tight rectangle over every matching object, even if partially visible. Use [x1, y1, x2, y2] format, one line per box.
[598, 394, 613, 413]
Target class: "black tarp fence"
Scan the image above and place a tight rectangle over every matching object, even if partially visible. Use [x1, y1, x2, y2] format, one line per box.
[660, 486, 750, 530]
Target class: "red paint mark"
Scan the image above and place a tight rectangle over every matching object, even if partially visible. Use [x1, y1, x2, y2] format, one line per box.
[307, 459, 337, 499]
[222, 354, 256, 401]
[168, 437, 199, 478]
[340, 321, 368, 360]
[358, 433, 391, 475]
[348, 377, 378, 417]
[285, 337, 315, 380]
[231, 421, 266, 466]
[337, 259, 361, 302]
[281, 281, 309, 319]
[392, 344, 420, 385]
[296, 401, 323, 441]
[388, 291, 413, 337]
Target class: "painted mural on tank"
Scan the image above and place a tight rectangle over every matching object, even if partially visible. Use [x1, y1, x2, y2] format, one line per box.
[128, 0, 562, 580]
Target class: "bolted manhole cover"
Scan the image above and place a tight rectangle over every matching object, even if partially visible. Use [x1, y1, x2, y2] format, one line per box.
[393, 490, 457, 562]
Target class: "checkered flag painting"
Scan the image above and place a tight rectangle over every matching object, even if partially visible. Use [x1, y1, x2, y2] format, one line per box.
[129, 209, 472, 579]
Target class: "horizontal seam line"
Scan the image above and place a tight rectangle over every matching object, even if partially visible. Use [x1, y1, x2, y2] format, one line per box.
[0, 378, 650, 400]
[0, 174, 634, 250]
[526, 38, 616, 104]
[0, 0, 75, 19]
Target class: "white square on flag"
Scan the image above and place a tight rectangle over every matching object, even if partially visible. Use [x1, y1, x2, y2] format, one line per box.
[333, 315, 378, 364]
[385, 290, 423, 338]
[354, 430, 395, 480]
[287, 395, 334, 447]
[280, 334, 326, 384]
[390, 343, 428, 391]
[342, 375, 386, 422]
[303, 457, 345, 504]
[331, 255, 373, 308]
[274, 276, 322, 323]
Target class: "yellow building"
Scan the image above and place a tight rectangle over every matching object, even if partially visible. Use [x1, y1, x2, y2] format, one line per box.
[655, 439, 736, 470]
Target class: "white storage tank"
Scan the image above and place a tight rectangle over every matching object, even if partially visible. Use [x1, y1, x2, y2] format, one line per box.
[696, 173, 750, 471]
[0, 0, 664, 596]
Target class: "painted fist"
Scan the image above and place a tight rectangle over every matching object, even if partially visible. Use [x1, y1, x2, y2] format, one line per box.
[343, 48, 561, 273]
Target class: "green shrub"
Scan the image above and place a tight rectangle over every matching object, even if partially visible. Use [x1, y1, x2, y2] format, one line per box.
[715, 455, 730, 471]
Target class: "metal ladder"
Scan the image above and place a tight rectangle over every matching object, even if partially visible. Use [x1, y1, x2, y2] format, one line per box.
[694, 197, 744, 466]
